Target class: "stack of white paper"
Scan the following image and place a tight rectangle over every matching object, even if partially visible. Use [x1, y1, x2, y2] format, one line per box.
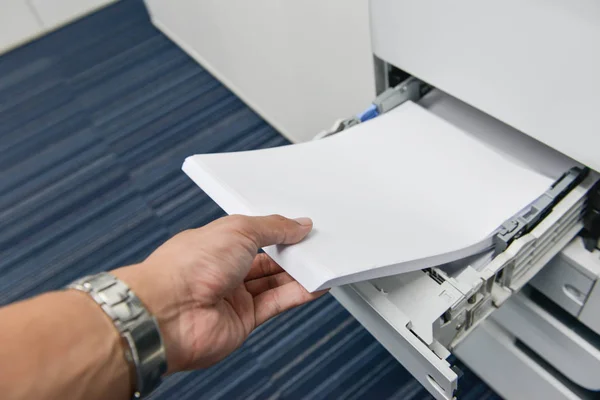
[183, 102, 554, 292]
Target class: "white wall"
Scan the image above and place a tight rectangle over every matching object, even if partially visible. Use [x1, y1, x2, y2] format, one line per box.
[145, 0, 376, 143]
[31, 0, 117, 28]
[0, 0, 43, 52]
[0, 0, 117, 54]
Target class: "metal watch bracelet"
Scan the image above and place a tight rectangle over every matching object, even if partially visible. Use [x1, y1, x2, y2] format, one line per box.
[66, 272, 167, 398]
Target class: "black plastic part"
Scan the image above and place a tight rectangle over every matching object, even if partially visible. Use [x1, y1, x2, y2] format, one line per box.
[387, 65, 411, 88]
[494, 167, 589, 256]
[582, 180, 600, 251]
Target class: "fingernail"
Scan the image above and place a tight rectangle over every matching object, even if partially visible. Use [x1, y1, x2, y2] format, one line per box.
[294, 217, 313, 227]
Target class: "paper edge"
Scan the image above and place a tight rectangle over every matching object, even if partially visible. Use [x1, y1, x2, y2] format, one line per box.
[313, 236, 495, 291]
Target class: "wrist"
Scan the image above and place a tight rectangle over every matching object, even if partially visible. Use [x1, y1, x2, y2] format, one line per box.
[112, 263, 182, 325]
[68, 271, 169, 395]
[112, 263, 184, 374]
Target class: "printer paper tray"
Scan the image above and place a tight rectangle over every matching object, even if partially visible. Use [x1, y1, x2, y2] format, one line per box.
[328, 91, 598, 400]
[331, 174, 595, 399]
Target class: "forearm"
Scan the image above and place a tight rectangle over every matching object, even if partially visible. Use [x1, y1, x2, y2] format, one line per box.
[0, 290, 131, 400]
[0, 214, 319, 399]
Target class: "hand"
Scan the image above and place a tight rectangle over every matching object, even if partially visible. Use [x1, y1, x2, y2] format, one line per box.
[113, 215, 325, 374]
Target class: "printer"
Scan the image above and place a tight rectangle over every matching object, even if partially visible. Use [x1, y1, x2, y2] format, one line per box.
[322, 1, 600, 399]
[146, 0, 600, 398]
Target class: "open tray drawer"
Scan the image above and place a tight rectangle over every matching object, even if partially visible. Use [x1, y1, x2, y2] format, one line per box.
[325, 90, 599, 400]
[331, 172, 596, 399]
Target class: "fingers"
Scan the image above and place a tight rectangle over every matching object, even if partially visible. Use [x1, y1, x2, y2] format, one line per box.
[245, 271, 295, 296]
[253, 281, 328, 326]
[226, 214, 313, 250]
[245, 253, 284, 281]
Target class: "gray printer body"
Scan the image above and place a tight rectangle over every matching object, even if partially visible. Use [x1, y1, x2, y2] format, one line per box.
[328, 1, 600, 399]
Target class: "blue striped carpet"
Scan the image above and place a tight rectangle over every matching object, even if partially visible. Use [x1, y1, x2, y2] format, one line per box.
[0, 1, 499, 399]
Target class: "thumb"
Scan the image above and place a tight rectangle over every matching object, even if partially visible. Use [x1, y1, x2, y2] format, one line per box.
[226, 214, 313, 250]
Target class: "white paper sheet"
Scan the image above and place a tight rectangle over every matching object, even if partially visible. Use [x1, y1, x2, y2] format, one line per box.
[182, 101, 555, 292]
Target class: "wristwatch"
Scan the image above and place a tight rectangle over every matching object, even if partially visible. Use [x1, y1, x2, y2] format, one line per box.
[67, 272, 167, 398]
